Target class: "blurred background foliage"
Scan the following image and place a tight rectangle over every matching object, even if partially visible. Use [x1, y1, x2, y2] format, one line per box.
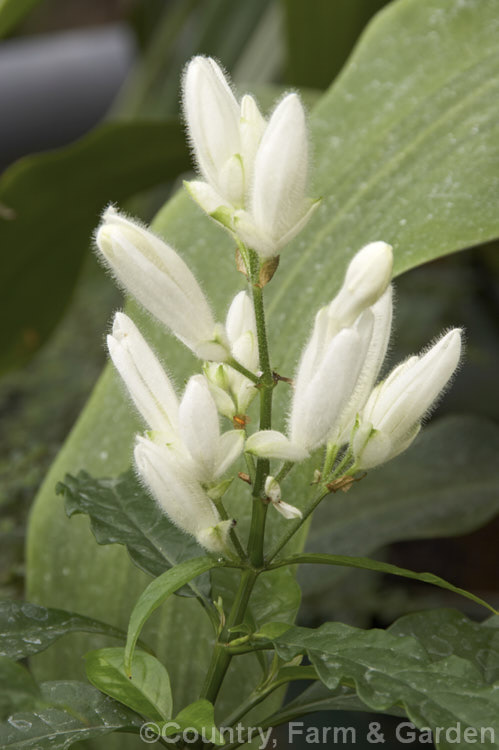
[1, 1, 499, 745]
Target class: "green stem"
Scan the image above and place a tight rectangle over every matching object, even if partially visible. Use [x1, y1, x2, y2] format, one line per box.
[247, 256, 275, 568]
[226, 357, 260, 385]
[200, 569, 258, 704]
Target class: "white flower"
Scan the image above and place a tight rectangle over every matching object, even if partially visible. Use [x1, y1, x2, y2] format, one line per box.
[96, 206, 228, 361]
[289, 311, 375, 453]
[134, 436, 230, 554]
[107, 313, 179, 441]
[179, 375, 244, 483]
[353, 328, 462, 469]
[264, 476, 302, 520]
[245, 430, 309, 462]
[182, 56, 317, 258]
[204, 291, 259, 419]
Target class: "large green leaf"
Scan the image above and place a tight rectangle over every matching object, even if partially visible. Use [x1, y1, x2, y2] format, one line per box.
[86, 648, 172, 722]
[0, 681, 142, 748]
[0, 0, 41, 37]
[164, 699, 223, 745]
[270, 623, 499, 747]
[0, 120, 189, 373]
[388, 609, 499, 684]
[0, 657, 41, 719]
[300, 416, 499, 595]
[0, 600, 129, 661]
[58, 471, 211, 596]
[27, 0, 499, 735]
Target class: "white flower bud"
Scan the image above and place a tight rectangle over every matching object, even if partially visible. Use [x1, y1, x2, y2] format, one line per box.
[224, 291, 259, 415]
[353, 328, 462, 469]
[179, 375, 244, 482]
[182, 56, 243, 205]
[264, 475, 281, 503]
[107, 313, 179, 440]
[96, 207, 228, 361]
[290, 311, 374, 452]
[134, 436, 220, 543]
[196, 520, 234, 556]
[245, 430, 309, 462]
[330, 286, 393, 445]
[328, 242, 393, 329]
[264, 477, 303, 519]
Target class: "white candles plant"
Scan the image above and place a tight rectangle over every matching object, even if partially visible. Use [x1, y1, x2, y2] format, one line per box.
[4, 43, 499, 750]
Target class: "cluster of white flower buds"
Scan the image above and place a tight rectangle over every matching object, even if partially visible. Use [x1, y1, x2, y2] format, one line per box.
[95, 55, 462, 558]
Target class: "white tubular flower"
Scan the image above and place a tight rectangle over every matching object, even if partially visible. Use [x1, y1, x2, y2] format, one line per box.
[226, 291, 259, 414]
[234, 93, 319, 259]
[134, 436, 221, 548]
[353, 328, 462, 469]
[264, 476, 302, 520]
[330, 287, 393, 446]
[290, 311, 374, 453]
[96, 207, 228, 361]
[183, 56, 317, 258]
[196, 520, 234, 556]
[179, 375, 244, 482]
[107, 313, 179, 441]
[328, 242, 393, 331]
[245, 430, 309, 462]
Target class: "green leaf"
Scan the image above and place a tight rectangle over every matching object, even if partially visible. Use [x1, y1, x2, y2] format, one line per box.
[302, 416, 499, 595]
[58, 470, 210, 597]
[125, 557, 220, 674]
[0, 600, 130, 661]
[0, 120, 189, 373]
[270, 623, 499, 746]
[388, 609, 499, 684]
[85, 647, 172, 722]
[271, 553, 497, 615]
[164, 699, 224, 745]
[27, 0, 499, 725]
[283, 0, 389, 88]
[0, 0, 41, 37]
[0, 657, 41, 719]
[0, 681, 142, 748]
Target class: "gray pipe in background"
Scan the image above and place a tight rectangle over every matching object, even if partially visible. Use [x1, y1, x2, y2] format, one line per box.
[0, 24, 136, 171]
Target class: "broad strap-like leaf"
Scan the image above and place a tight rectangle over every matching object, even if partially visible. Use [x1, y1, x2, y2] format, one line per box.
[269, 622, 499, 747]
[0, 681, 142, 748]
[0, 657, 41, 720]
[125, 557, 220, 674]
[58, 470, 210, 598]
[85, 647, 172, 722]
[270, 553, 497, 614]
[301, 416, 499, 596]
[0, 120, 189, 373]
[0, 600, 129, 660]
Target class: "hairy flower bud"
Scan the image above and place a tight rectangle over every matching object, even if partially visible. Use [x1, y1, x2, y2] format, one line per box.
[96, 207, 228, 361]
[353, 328, 462, 469]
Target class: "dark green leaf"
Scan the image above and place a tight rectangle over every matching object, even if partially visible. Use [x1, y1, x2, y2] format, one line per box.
[0, 120, 189, 372]
[85, 647, 172, 722]
[0, 600, 129, 660]
[272, 553, 496, 614]
[283, 0, 388, 88]
[125, 557, 220, 674]
[58, 470, 210, 597]
[164, 699, 223, 745]
[271, 623, 499, 746]
[0, 657, 40, 719]
[388, 609, 499, 684]
[302, 416, 499, 594]
[0, 680, 142, 748]
[0, 0, 41, 37]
